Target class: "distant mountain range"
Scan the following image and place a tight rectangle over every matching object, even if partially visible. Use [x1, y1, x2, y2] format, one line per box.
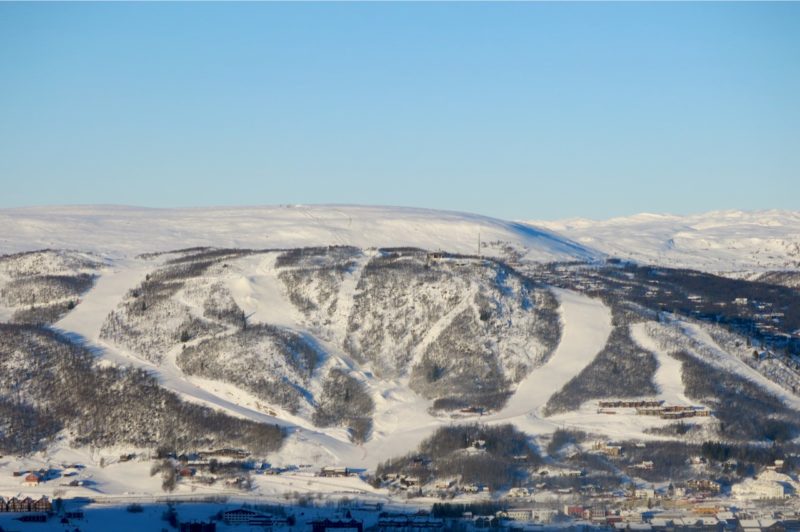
[530, 209, 800, 273]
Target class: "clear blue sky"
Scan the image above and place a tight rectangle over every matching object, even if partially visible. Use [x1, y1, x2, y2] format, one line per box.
[1, 2, 798, 220]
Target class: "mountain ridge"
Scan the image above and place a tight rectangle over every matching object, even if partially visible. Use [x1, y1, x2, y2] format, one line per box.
[528, 208, 800, 273]
[0, 204, 597, 263]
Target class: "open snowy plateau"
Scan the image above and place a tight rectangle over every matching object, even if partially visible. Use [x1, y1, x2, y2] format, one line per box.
[1, 205, 799, 503]
[531, 209, 800, 275]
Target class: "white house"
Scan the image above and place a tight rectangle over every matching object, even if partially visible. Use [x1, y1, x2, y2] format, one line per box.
[507, 487, 531, 498]
[733, 469, 798, 500]
[732, 478, 786, 500]
[505, 509, 533, 521]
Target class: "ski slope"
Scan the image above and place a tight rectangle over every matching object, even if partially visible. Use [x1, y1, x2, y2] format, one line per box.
[629, 322, 693, 407]
[496, 289, 612, 419]
[678, 320, 800, 411]
[48, 254, 620, 470]
[43, 252, 784, 473]
[55, 258, 152, 339]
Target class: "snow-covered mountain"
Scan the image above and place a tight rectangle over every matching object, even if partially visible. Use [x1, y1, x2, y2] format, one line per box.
[1, 205, 799, 501]
[530, 209, 800, 273]
[0, 204, 596, 262]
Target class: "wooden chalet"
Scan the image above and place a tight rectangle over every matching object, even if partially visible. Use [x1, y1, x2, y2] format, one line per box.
[6, 496, 30, 512]
[0, 495, 51, 513]
[32, 496, 52, 512]
[599, 399, 663, 409]
[319, 466, 351, 477]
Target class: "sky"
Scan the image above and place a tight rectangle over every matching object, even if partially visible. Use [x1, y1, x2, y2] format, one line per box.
[0, 2, 798, 221]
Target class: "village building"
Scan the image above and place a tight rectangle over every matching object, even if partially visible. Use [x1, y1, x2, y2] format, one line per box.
[502, 508, 532, 521]
[400, 476, 420, 488]
[506, 487, 531, 498]
[592, 441, 623, 457]
[687, 479, 721, 493]
[377, 515, 444, 530]
[5, 498, 21, 512]
[434, 479, 455, 490]
[320, 466, 351, 477]
[564, 505, 590, 519]
[32, 496, 52, 512]
[471, 515, 500, 528]
[470, 439, 487, 450]
[533, 509, 557, 523]
[221, 508, 272, 525]
[23, 472, 41, 486]
[6, 496, 33, 512]
[736, 518, 782, 532]
[613, 523, 652, 531]
[732, 478, 787, 500]
[460, 483, 480, 493]
[598, 399, 663, 409]
[198, 448, 249, 460]
[766, 459, 785, 472]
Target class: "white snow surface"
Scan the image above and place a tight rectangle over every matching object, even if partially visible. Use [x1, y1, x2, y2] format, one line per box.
[530, 209, 800, 273]
[0, 204, 595, 262]
[629, 322, 693, 407]
[497, 289, 612, 419]
[6, 205, 798, 273]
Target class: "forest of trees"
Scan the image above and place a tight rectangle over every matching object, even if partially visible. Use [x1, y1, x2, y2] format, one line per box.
[312, 368, 375, 443]
[377, 423, 541, 490]
[177, 323, 320, 414]
[0, 323, 284, 455]
[544, 322, 659, 415]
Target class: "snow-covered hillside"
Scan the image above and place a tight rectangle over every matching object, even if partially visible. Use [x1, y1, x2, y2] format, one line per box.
[1, 205, 800, 502]
[531, 209, 800, 273]
[0, 204, 596, 263]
